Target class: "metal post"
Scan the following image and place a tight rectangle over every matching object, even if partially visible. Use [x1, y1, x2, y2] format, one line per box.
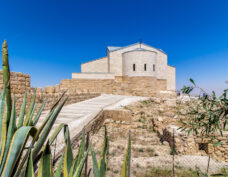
[207, 155, 210, 174]
[172, 129, 175, 177]
[129, 130, 131, 177]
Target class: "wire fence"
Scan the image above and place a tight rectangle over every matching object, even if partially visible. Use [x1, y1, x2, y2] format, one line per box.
[49, 126, 228, 177]
[146, 128, 228, 177]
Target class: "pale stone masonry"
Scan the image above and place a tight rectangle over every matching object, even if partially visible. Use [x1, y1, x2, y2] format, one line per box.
[0, 71, 99, 113]
[73, 42, 176, 91]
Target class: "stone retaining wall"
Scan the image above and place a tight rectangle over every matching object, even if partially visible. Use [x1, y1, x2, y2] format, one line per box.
[0, 71, 100, 112]
[60, 76, 176, 98]
[152, 113, 228, 162]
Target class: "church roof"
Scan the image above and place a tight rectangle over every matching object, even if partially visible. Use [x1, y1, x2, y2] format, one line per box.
[107, 46, 122, 52]
[107, 42, 166, 55]
[122, 48, 157, 54]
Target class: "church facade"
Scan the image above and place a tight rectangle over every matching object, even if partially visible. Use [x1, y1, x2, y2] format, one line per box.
[72, 42, 176, 92]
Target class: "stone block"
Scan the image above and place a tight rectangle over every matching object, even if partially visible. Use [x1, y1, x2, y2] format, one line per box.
[44, 86, 56, 93]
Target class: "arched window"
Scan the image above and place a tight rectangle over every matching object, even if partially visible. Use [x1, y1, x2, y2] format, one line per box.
[153, 64, 155, 71]
[144, 64, 147, 71]
[133, 64, 136, 71]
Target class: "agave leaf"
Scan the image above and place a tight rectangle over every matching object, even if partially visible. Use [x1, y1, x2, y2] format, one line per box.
[33, 98, 67, 160]
[38, 141, 53, 177]
[50, 91, 66, 112]
[34, 124, 66, 165]
[49, 123, 65, 145]
[24, 89, 36, 126]
[33, 108, 55, 142]
[69, 128, 86, 176]
[0, 126, 36, 177]
[121, 131, 131, 177]
[17, 90, 27, 128]
[99, 125, 108, 177]
[63, 127, 73, 177]
[73, 144, 91, 177]
[28, 103, 37, 126]
[54, 153, 64, 177]
[32, 99, 47, 126]
[99, 158, 106, 177]
[0, 97, 16, 174]
[34, 93, 66, 137]
[0, 86, 6, 162]
[0, 114, 6, 168]
[91, 145, 100, 177]
[14, 95, 66, 177]
[25, 149, 35, 177]
[2, 40, 12, 126]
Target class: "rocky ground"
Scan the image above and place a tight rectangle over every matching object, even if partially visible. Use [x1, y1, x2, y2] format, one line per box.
[73, 96, 228, 177]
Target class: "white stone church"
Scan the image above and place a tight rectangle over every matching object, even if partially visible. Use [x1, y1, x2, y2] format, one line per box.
[72, 42, 175, 91]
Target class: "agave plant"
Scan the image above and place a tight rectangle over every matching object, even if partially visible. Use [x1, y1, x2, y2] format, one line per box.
[121, 131, 131, 177]
[0, 40, 67, 177]
[63, 127, 92, 177]
[2, 40, 11, 126]
[0, 40, 133, 177]
[23, 121, 129, 177]
[90, 126, 131, 177]
[91, 125, 109, 177]
[23, 127, 90, 177]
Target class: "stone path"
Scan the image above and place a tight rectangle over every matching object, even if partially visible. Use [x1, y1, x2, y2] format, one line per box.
[38, 94, 148, 154]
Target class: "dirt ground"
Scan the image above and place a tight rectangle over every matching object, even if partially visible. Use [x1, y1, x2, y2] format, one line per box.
[73, 98, 228, 177]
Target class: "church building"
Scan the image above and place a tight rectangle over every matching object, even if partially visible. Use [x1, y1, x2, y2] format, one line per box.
[72, 42, 175, 92]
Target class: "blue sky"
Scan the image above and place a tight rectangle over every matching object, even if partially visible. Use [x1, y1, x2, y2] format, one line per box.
[0, 0, 228, 95]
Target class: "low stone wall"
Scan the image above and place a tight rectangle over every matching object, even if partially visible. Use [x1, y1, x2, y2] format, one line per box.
[103, 109, 132, 122]
[0, 71, 100, 112]
[60, 76, 176, 98]
[152, 113, 228, 162]
[36, 85, 99, 111]
[0, 71, 31, 110]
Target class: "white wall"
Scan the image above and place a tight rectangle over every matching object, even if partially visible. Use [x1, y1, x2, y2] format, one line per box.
[122, 50, 157, 77]
[108, 43, 168, 77]
[166, 66, 176, 91]
[81, 57, 108, 72]
[72, 72, 115, 79]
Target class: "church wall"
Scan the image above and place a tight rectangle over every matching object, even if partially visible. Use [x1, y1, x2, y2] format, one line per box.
[140, 44, 168, 80]
[79, 43, 176, 92]
[166, 65, 176, 91]
[81, 57, 108, 72]
[109, 43, 169, 80]
[122, 50, 157, 76]
[72, 72, 115, 79]
[109, 43, 144, 76]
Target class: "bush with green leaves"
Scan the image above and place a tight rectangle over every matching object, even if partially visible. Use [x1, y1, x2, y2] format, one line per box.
[180, 78, 228, 146]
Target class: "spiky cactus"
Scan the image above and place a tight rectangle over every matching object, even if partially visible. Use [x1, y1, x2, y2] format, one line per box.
[2, 40, 11, 125]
